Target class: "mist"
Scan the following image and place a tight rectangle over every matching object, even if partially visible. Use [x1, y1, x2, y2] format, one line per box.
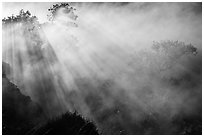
[2, 2, 202, 134]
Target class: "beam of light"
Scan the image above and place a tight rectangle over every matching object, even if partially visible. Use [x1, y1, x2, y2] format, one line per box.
[2, 2, 202, 134]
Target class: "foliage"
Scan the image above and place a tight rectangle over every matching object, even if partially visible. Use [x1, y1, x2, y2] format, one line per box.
[150, 40, 198, 71]
[152, 40, 197, 57]
[31, 111, 99, 135]
[47, 3, 78, 22]
[2, 9, 39, 25]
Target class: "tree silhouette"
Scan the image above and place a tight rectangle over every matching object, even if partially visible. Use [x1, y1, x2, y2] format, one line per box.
[2, 9, 39, 26]
[152, 40, 197, 56]
[31, 111, 99, 135]
[47, 3, 78, 26]
[151, 40, 198, 71]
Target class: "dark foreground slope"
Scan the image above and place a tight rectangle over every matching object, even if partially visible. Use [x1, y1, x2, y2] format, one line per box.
[2, 62, 99, 135]
[2, 76, 44, 134]
[31, 112, 99, 135]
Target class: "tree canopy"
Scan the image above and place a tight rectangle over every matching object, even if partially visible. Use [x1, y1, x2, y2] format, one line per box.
[47, 3, 78, 22]
[2, 9, 39, 25]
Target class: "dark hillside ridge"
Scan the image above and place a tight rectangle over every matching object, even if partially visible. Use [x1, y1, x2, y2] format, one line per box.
[2, 62, 99, 135]
[31, 112, 99, 135]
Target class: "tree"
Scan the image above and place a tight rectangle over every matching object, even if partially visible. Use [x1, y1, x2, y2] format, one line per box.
[32, 111, 99, 135]
[47, 3, 78, 27]
[152, 40, 197, 56]
[2, 9, 39, 26]
[151, 40, 198, 71]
